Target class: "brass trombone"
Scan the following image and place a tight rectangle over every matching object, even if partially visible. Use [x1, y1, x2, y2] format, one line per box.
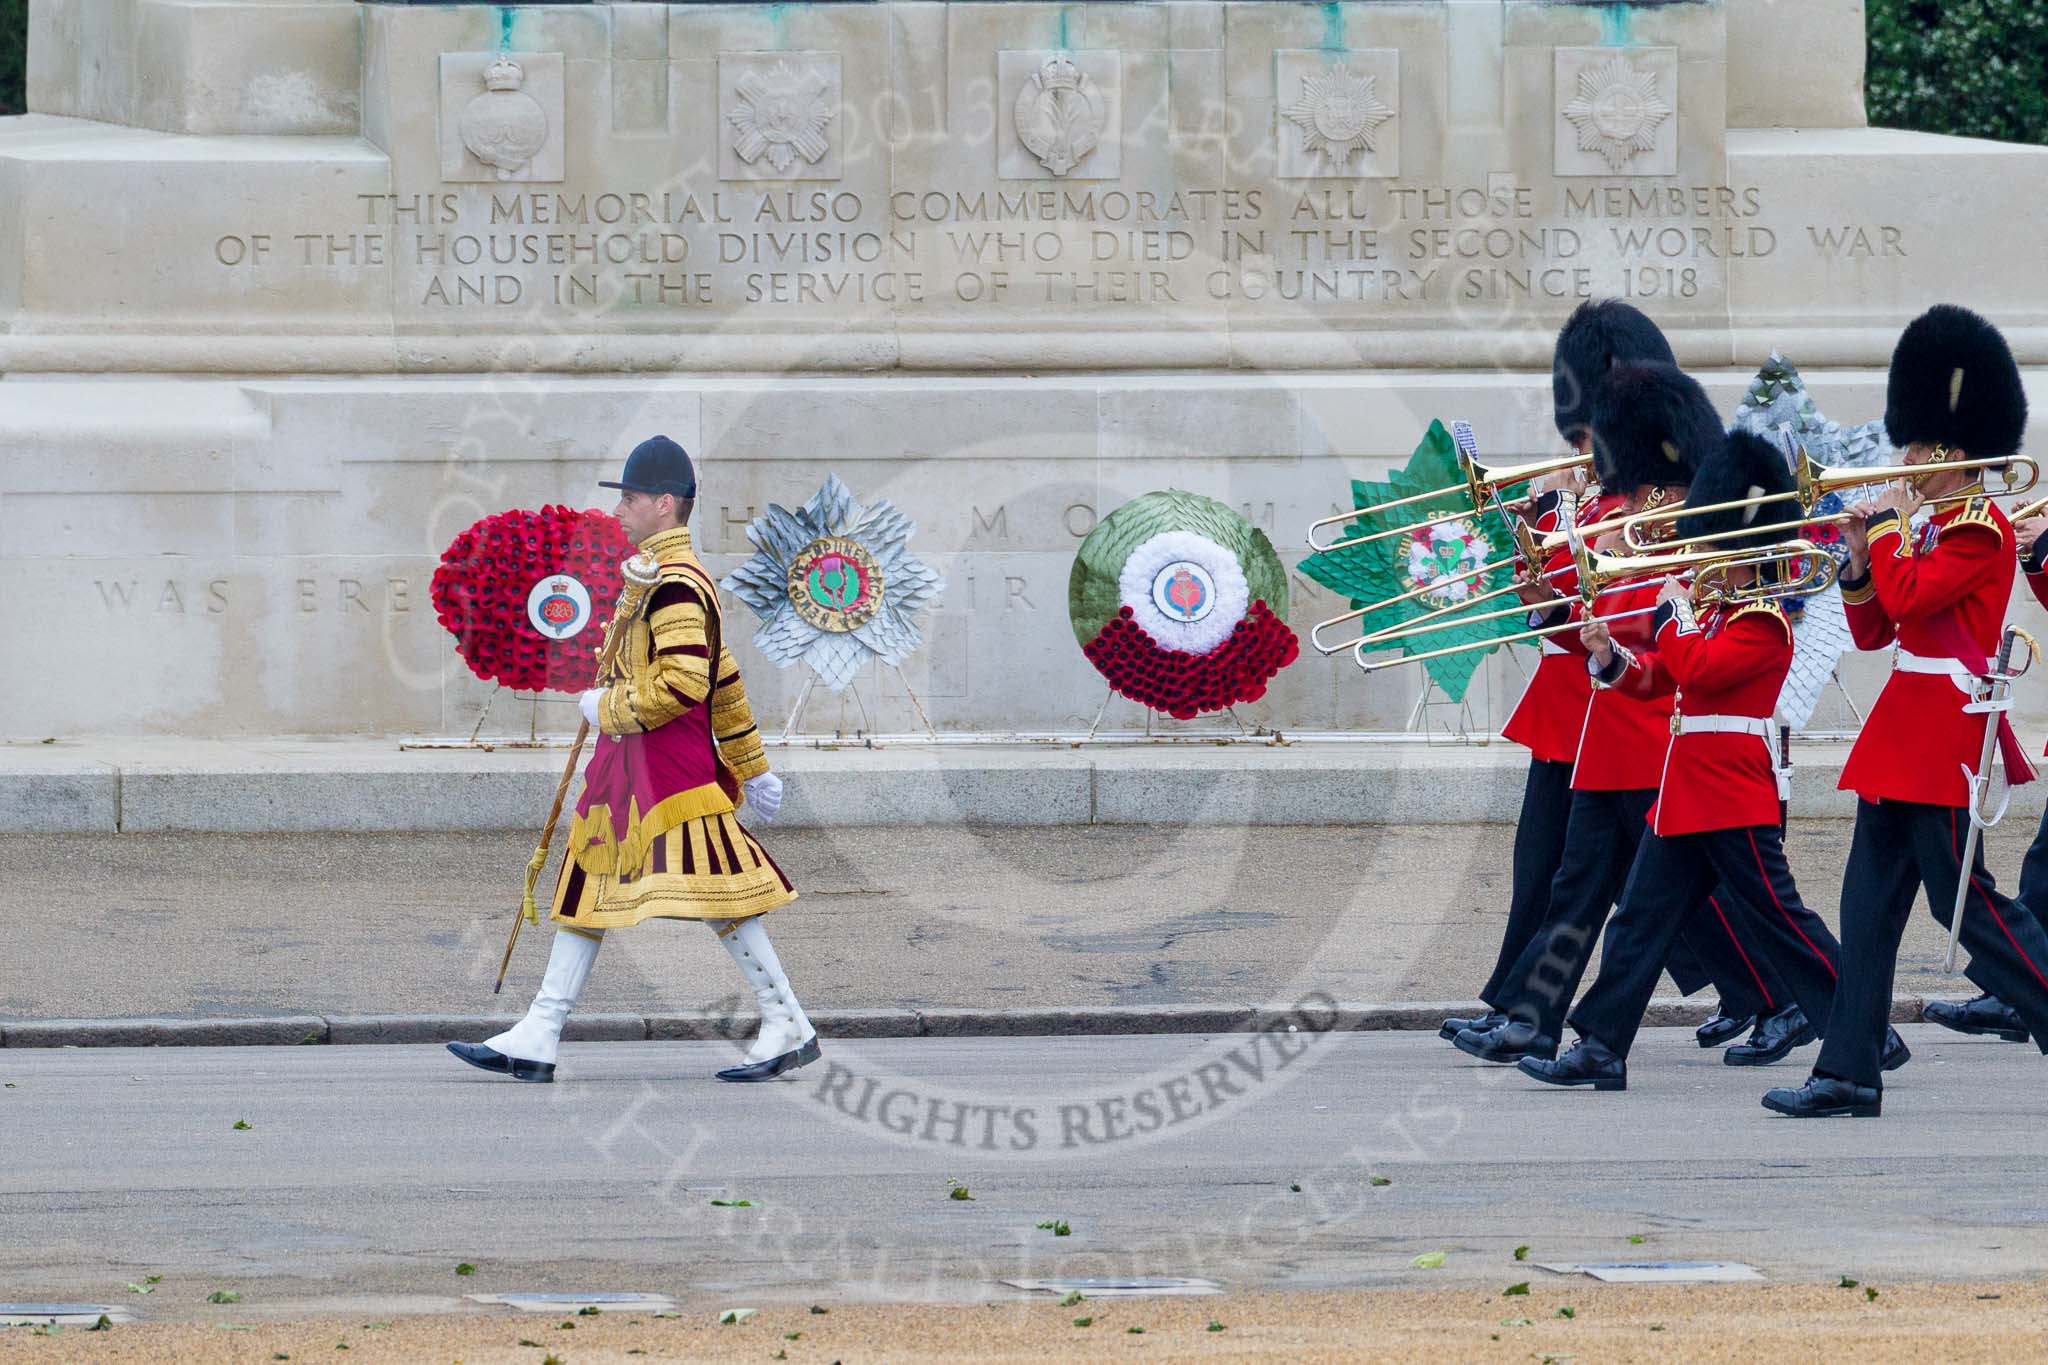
[1353, 536, 1833, 674]
[1308, 495, 1644, 656]
[1304, 448, 1592, 554]
[1618, 450, 2040, 552]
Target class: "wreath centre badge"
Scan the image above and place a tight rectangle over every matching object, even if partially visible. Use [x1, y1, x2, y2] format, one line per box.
[1150, 560, 1218, 624]
[1399, 519, 1489, 611]
[526, 574, 594, 639]
[786, 535, 885, 633]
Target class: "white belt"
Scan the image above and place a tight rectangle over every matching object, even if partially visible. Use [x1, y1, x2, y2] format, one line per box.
[1895, 649, 1974, 694]
[1671, 712, 1791, 800]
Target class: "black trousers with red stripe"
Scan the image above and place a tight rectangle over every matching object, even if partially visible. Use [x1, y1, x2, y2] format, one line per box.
[1816, 798, 2048, 1089]
[1493, 788, 1788, 1039]
[1569, 824, 1843, 1060]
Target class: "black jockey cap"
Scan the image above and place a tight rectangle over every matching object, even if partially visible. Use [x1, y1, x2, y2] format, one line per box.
[600, 435, 698, 500]
[1675, 430, 1799, 555]
[1552, 299, 1677, 447]
[1588, 361, 1722, 492]
[1883, 304, 2029, 459]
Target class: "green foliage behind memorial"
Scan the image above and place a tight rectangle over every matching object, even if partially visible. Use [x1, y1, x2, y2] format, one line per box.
[2, 0, 27, 118]
[1868, 0, 2048, 146]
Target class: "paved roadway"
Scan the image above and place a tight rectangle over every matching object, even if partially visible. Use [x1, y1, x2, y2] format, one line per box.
[0, 822, 2024, 1022]
[3, 1027, 2045, 1321]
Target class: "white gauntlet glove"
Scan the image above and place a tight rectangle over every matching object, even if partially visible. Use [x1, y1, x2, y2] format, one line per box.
[577, 688, 605, 728]
[742, 772, 784, 823]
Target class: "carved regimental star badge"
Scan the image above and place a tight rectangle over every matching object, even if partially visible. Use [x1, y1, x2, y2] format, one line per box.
[1284, 65, 1395, 171]
[1561, 55, 1672, 174]
[728, 60, 835, 174]
[721, 475, 945, 693]
[1014, 53, 1104, 177]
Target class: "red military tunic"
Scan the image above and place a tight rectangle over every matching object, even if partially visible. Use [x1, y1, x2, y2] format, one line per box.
[1604, 599, 1793, 836]
[1502, 491, 1624, 764]
[1552, 564, 1679, 792]
[1837, 495, 2013, 808]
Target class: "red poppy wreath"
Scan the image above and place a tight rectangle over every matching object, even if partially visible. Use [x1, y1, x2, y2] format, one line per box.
[431, 506, 635, 694]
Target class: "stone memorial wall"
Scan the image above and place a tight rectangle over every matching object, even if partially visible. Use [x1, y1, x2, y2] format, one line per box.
[4, 0, 2046, 738]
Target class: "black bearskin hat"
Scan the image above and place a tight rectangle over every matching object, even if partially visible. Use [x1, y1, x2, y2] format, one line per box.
[1883, 304, 2028, 458]
[1552, 299, 1677, 445]
[1674, 430, 1798, 554]
[1588, 362, 1723, 493]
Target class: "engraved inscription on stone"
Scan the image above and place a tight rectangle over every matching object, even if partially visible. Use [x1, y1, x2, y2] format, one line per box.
[720, 52, 842, 183]
[998, 50, 1121, 181]
[1277, 50, 1399, 180]
[1555, 48, 1677, 178]
[440, 51, 564, 184]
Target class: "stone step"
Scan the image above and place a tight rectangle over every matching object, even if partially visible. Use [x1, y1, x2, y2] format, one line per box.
[0, 734, 1979, 834]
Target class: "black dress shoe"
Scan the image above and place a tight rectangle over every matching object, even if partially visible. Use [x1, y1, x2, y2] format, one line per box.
[1923, 993, 2030, 1043]
[1723, 1004, 1815, 1066]
[1452, 1020, 1557, 1064]
[716, 1034, 822, 1083]
[446, 1040, 554, 1084]
[1761, 1074, 1881, 1118]
[1518, 1036, 1627, 1091]
[1695, 1009, 1755, 1049]
[1880, 1026, 1911, 1073]
[1439, 1010, 1506, 1042]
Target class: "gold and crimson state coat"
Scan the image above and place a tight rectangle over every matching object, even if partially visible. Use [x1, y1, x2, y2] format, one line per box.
[550, 524, 797, 930]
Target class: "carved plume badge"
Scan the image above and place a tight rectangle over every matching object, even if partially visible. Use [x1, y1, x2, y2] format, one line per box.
[1013, 53, 1104, 178]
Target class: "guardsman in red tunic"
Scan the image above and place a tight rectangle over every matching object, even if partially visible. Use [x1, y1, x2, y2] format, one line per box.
[1519, 433, 1909, 1090]
[1442, 302, 1775, 1048]
[1455, 363, 1784, 1064]
[1926, 508, 2048, 1044]
[1768, 305, 2048, 1118]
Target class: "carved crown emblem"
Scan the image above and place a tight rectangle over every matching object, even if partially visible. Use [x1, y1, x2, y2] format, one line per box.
[483, 55, 525, 92]
[1014, 52, 1104, 178]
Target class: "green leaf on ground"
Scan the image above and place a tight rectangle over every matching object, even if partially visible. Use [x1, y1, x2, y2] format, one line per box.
[1500, 1318, 1532, 1328]
[518, 1341, 541, 1348]
[784, 1332, 802, 1340]
[1071, 1316, 1093, 1328]
[578, 1305, 601, 1316]
[232, 1120, 252, 1131]
[710, 1199, 753, 1207]
[1513, 1245, 1529, 1261]
[89, 1315, 112, 1331]
[1289, 1183, 1302, 1192]
[1411, 1251, 1447, 1269]
[1503, 1283, 1530, 1296]
[719, 1307, 757, 1325]
[1035, 1220, 1071, 1236]
[1058, 1291, 1085, 1308]
[545, 1356, 565, 1365]
[1127, 1326, 1146, 1334]
[274, 1355, 291, 1361]
[208, 1290, 242, 1304]
[1866, 1287, 1880, 1302]
[145, 1275, 163, 1284]
[301, 1032, 322, 1045]
[1555, 1306, 1576, 1319]
[1628, 1234, 1646, 1244]
[454, 1264, 476, 1276]
[808, 1306, 828, 1315]
[949, 1183, 974, 1201]
[1838, 1276, 1859, 1289]
[1370, 1175, 1391, 1187]
[1207, 1322, 1226, 1332]
[127, 1282, 154, 1295]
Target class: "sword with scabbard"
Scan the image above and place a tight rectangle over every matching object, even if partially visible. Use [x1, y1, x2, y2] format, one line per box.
[1949, 625, 2039, 973]
[493, 550, 663, 993]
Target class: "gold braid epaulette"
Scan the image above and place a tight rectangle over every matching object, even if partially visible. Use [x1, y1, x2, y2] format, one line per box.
[1945, 495, 2005, 542]
[1724, 598, 1791, 642]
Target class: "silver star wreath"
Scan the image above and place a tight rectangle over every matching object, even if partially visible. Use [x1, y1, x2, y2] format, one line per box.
[1731, 352, 1894, 729]
[721, 475, 944, 693]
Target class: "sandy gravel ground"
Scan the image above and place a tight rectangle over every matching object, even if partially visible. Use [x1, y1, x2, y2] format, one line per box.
[5, 1280, 2047, 1363]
